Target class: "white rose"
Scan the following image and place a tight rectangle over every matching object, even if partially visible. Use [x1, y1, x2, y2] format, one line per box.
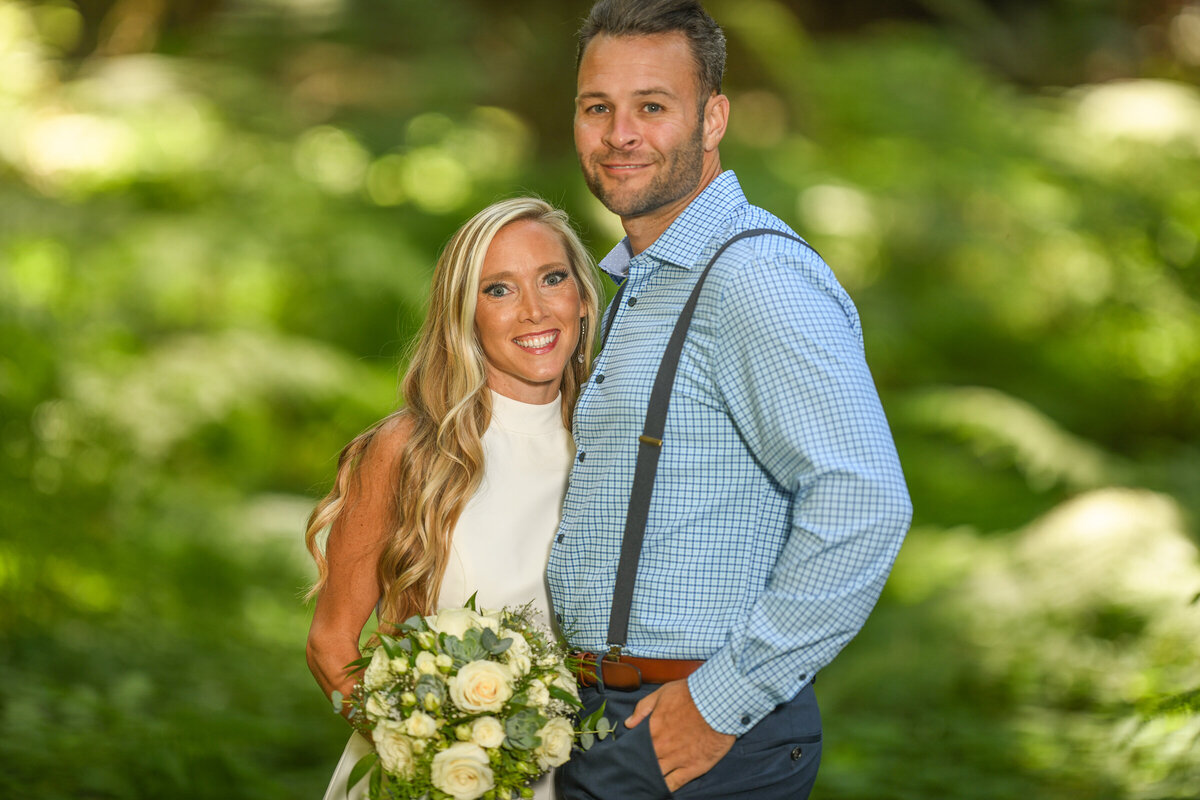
[405, 709, 439, 738]
[527, 681, 550, 708]
[428, 607, 485, 639]
[364, 648, 392, 690]
[372, 719, 415, 777]
[534, 717, 575, 770]
[430, 742, 495, 800]
[471, 716, 506, 748]
[449, 660, 513, 713]
[415, 650, 439, 675]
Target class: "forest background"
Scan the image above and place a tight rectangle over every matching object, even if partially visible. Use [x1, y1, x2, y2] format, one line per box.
[1, 0, 1198, 797]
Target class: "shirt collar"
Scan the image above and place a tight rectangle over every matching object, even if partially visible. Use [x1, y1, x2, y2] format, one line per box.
[597, 170, 746, 283]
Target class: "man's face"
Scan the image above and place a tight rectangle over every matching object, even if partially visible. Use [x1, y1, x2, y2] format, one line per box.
[574, 32, 709, 221]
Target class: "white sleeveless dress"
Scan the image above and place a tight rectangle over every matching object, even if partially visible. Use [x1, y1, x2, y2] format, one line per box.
[322, 391, 572, 800]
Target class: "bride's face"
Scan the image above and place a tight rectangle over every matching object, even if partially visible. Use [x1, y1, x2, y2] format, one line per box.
[474, 220, 584, 405]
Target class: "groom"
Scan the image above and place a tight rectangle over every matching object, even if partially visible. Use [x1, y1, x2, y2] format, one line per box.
[546, 1, 912, 798]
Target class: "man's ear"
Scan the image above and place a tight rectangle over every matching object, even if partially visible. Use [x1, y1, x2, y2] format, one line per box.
[702, 93, 730, 151]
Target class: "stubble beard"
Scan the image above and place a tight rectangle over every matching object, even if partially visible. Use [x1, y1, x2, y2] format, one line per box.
[581, 122, 706, 220]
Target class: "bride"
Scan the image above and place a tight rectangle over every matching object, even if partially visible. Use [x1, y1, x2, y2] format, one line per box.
[304, 197, 601, 799]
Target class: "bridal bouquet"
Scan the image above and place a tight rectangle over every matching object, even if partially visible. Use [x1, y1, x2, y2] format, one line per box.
[339, 597, 608, 800]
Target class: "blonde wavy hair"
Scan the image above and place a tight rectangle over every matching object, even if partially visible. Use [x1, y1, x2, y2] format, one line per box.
[304, 197, 602, 630]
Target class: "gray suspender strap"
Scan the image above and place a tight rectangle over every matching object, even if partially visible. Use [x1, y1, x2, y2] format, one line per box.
[604, 227, 810, 654]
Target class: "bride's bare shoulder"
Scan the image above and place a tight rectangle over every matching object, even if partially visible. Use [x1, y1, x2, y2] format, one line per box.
[358, 412, 416, 480]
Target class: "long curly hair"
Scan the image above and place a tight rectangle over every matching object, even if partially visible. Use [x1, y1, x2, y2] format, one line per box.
[304, 197, 602, 629]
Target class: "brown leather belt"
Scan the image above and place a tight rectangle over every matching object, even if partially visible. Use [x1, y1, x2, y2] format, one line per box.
[573, 651, 705, 691]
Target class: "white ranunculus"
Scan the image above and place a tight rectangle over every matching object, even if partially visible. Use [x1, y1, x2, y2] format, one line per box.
[534, 717, 575, 770]
[527, 680, 550, 708]
[471, 715, 506, 748]
[390, 655, 409, 673]
[500, 628, 530, 659]
[365, 691, 390, 719]
[364, 647, 392, 690]
[405, 709, 439, 738]
[415, 650, 439, 675]
[479, 609, 503, 632]
[436, 653, 454, 670]
[429, 607, 485, 639]
[506, 652, 532, 678]
[431, 741, 495, 800]
[450, 660, 513, 713]
[372, 719, 415, 777]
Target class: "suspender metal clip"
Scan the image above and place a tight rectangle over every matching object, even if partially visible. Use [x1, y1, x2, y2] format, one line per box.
[638, 435, 662, 447]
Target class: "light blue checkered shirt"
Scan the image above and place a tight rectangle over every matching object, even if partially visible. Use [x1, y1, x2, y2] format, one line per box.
[547, 171, 912, 735]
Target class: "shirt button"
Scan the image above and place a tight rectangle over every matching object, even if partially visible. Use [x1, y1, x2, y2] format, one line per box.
[627, 296, 638, 306]
[577, 451, 586, 462]
[595, 374, 605, 383]
[556, 533, 564, 543]
[740, 715, 750, 726]
[790, 746, 803, 761]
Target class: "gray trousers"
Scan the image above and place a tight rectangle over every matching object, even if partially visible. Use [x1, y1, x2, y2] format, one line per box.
[557, 681, 821, 799]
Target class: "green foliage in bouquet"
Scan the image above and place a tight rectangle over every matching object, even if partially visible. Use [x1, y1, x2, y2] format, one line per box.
[341, 597, 608, 800]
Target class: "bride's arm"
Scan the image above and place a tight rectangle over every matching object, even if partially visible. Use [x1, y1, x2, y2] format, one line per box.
[306, 417, 413, 719]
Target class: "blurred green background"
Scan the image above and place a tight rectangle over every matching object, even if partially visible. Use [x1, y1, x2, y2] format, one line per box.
[1, 0, 1198, 797]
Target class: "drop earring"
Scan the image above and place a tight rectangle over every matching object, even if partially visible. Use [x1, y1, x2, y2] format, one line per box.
[576, 317, 587, 364]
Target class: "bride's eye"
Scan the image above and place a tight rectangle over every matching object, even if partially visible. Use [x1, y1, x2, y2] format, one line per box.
[482, 282, 509, 298]
[544, 270, 570, 287]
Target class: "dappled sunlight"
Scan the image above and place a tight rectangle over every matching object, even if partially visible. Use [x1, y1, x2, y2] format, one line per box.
[21, 111, 137, 190]
[0, 1, 52, 99]
[1, 1, 1197, 797]
[951, 489, 1200, 795]
[293, 124, 370, 196]
[1074, 79, 1200, 147]
[798, 182, 882, 290]
[2, 53, 224, 196]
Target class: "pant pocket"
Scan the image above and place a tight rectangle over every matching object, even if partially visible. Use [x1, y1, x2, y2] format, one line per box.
[675, 685, 821, 800]
[557, 714, 672, 800]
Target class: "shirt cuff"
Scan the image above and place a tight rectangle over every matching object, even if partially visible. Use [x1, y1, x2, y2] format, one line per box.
[687, 646, 809, 736]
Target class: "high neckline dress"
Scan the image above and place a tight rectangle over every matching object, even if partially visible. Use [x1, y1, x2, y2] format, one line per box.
[322, 390, 573, 800]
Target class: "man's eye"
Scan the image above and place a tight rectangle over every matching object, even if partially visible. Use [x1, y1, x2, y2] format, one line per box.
[587, 103, 609, 114]
[644, 103, 663, 113]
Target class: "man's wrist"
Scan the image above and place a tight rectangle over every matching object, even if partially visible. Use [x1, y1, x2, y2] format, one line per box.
[687, 650, 777, 735]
